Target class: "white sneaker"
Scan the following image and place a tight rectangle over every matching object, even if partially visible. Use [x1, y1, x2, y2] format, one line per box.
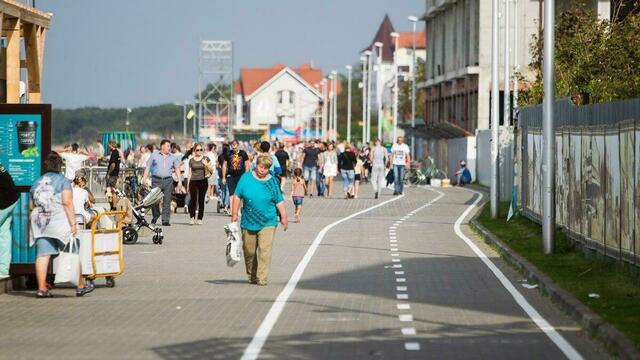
[197, 220, 203, 225]
[189, 218, 195, 225]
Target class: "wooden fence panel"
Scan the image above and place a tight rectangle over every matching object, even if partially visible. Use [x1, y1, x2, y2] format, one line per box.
[604, 131, 621, 256]
[619, 121, 635, 260]
[590, 133, 606, 249]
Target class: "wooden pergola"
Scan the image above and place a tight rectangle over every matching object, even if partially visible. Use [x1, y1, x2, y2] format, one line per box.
[0, 0, 51, 104]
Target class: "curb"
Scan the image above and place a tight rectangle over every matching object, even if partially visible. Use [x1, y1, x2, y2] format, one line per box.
[469, 208, 639, 360]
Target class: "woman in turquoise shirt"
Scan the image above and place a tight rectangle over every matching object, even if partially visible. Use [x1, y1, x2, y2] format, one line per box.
[231, 154, 288, 286]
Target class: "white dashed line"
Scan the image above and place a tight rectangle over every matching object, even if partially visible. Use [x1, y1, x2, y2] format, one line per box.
[397, 294, 409, 300]
[396, 286, 407, 291]
[392, 264, 402, 269]
[394, 271, 404, 275]
[397, 304, 411, 310]
[396, 278, 406, 282]
[391, 253, 400, 257]
[405, 342, 421, 351]
[398, 314, 413, 322]
[401, 328, 416, 335]
[392, 259, 401, 263]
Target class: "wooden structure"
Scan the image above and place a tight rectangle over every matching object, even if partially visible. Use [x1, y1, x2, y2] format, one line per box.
[0, 0, 51, 104]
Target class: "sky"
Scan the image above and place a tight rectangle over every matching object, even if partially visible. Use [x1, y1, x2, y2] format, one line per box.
[34, 0, 424, 109]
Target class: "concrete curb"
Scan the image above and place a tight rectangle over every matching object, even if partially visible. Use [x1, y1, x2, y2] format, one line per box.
[469, 207, 639, 360]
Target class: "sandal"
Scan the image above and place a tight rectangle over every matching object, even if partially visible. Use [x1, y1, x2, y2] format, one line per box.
[36, 290, 54, 298]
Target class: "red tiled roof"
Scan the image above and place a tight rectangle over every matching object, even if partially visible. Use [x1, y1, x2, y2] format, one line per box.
[398, 31, 426, 49]
[236, 64, 328, 98]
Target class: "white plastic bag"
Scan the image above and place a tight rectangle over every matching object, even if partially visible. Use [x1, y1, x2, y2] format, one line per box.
[54, 238, 80, 286]
[224, 222, 243, 267]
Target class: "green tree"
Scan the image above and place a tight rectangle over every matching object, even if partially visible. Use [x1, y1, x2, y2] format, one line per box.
[399, 58, 426, 122]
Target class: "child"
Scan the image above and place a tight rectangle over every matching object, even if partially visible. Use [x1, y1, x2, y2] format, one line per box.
[290, 168, 307, 223]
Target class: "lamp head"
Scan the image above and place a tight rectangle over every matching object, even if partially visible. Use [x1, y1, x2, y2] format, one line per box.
[374, 41, 383, 48]
[390, 32, 400, 38]
[408, 15, 418, 22]
[345, 65, 352, 70]
[363, 50, 372, 56]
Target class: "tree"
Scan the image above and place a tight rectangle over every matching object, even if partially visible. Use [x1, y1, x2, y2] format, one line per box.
[399, 58, 426, 122]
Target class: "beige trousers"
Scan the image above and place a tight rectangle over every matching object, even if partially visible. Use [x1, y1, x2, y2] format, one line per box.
[242, 226, 276, 283]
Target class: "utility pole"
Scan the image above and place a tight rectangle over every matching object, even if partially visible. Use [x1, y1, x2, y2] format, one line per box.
[504, 0, 511, 126]
[391, 32, 400, 143]
[408, 16, 418, 158]
[346, 65, 352, 143]
[491, 0, 500, 219]
[542, 0, 556, 253]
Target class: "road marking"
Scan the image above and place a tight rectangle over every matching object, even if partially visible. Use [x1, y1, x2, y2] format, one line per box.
[390, 239, 397, 243]
[405, 342, 421, 351]
[391, 253, 400, 257]
[396, 278, 406, 282]
[399, 314, 413, 322]
[392, 259, 401, 263]
[401, 327, 416, 335]
[396, 286, 407, 291]
[397, 294, 409, 300]
[392, 264, 402, 268]
[390, 248, 399, 252]
[397, 304, 411, 310]
[240, 194, 406, 360]
[445, 187, 583, 360]
[394, 271, 404, 275]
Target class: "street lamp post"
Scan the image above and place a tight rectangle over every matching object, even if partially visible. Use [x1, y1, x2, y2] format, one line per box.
[391, 32, 400, 143]
[408, 15, 418, 158]
[491, 0, 500, 219]
[504, 0, 511, 126]
[361, 54, 368, 144]
[542, 0, 556, 253]
[328, 75, 334, 142]
[331, 70, 338, 142]
[346, 65, 352, 143]
[374, 41, 383, 142]
[366, 49, 373, 144]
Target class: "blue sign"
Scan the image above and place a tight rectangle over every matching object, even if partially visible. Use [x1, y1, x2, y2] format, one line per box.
[0, 113, 43, 187]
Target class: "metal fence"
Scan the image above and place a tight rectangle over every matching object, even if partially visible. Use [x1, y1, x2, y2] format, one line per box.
[519, 98, 640, 265]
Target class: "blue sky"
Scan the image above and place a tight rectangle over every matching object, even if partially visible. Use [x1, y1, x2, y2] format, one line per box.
[35, 0, 424, 109]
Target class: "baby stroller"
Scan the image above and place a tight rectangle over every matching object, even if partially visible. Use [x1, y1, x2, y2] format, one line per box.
[118, 187, 165, 245]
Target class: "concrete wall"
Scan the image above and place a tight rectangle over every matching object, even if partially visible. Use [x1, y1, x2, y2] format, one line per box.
[248, 71, 320, 130]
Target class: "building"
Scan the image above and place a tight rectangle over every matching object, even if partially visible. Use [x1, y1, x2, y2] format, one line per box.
[234, 64, 328, 139]
[0, 0, 52, 104]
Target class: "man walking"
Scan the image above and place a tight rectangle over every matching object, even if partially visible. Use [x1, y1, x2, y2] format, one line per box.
[390, 136, 411, 195]
[143, 139, 183, 226]
[222, 140, 250, 209]
[300, 141, 320, 197]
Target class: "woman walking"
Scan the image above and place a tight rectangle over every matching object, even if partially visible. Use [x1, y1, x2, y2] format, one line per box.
[30, 152, 94, 298]
[187, 143, 214, 225]
[338, 143, 357, 199]
[231, 155, 288, 286]
[320, 143, 338, 198]
[369, 139, 387, 199]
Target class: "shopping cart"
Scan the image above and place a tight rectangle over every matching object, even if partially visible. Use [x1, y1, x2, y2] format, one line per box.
[85, 211, 125, 288]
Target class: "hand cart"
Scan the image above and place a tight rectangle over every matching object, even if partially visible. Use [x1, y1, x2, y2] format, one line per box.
[83, 211, 125, 288]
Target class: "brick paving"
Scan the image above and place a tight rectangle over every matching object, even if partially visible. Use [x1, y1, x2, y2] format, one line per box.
[0, 185, 611, 359]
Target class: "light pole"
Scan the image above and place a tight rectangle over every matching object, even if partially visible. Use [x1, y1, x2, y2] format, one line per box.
[391, 32, 400, 143]
[331, 70, 338, 141]
[542, 0, 556, 253]
[491, 0, 500, 219]
[504, 0, 511, 126]
[328, 75, 334, 142]
[321, 78, 328, 141]
[346, 65, 352, 143]
[374, 41, 383, 142]
[361, 54, 368, 144]
[175, 102, 187, 139]
[366, 49, 373, 144]
[126, 107, 131, 132]
[513, 0, 520, 118]
[408, 15, 418, 158]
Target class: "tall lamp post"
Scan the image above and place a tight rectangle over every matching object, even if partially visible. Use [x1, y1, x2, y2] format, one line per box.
[390, 32, 400, 142]
[504, 0, 511, 126]
[126, 107, 132, 132]
[328, 74, 334, 142]
[542, 0, 556, 253]
[408, 15, 418, 158]
[321, 78, 328, 141]
[331, 70, 338, 141]
[346, 65, 352, 143]
[366, 49, 374, 143]
[491, 0, 500, 218]
[361, 54, 368, 144]
[374, 41, 383, 142]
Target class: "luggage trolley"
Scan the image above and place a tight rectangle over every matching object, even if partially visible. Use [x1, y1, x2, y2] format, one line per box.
[84, 211, 126, 288]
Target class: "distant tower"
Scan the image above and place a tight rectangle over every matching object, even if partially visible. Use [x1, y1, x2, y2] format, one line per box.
[198, 40, 234, 140]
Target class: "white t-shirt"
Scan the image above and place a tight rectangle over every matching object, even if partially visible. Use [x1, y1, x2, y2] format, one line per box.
[391, 143, 410, 166]
[72, 186, 91, 221]
[61, 152, 88, 180]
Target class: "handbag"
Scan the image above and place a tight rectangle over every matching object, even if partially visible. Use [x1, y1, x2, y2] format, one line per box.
[54, 237, 81, 286]
[224, 222, 243, 267]
[204, 160, 213, 178]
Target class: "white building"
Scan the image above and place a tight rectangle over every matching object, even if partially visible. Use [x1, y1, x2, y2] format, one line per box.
[234, 64, 327, 137]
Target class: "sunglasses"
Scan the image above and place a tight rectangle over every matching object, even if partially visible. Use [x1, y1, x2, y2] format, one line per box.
[195, 149, 203, 152]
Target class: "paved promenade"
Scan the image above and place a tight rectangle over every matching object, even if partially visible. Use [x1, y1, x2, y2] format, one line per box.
[0, 185, 611, 359]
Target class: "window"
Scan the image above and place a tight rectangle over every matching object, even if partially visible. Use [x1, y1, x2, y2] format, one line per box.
[278, 90, 295, 105]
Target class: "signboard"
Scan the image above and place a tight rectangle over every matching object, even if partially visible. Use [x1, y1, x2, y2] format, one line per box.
[0, 104, 51, 192]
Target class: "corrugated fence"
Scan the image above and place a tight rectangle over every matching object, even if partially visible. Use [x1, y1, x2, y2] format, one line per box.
[519, 98, 640, 265]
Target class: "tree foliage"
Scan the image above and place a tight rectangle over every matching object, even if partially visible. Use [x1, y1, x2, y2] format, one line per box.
[521, 1, 640, 106]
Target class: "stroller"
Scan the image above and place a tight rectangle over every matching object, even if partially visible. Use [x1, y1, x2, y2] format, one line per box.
[118, 187, 165, 245]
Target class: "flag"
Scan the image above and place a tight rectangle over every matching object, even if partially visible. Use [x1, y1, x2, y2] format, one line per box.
[186, 109, 195, 120]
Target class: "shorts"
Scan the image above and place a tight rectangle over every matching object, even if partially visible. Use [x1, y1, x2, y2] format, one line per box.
[106, 175, 119, 188]
[35, 237, 65, 257]
[303, 166, 317, 182]
[292, 197, 304, 206]
[355, 174, 362, 181]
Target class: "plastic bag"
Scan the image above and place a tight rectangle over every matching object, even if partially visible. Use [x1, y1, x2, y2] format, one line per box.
[224, 222, 243, 267]
[54, 238, 80, 286]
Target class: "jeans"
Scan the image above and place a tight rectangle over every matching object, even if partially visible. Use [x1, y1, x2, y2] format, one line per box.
[316, 171, 325, 195]
[0, 200, 18, 277]
[303, 166, 317, 183]
[393, 165, 405, 194]
[341, 170, 355, 193]
[188, 179, 208, 220]
[370, 165, 386, 194]
[219, 177, 230, 207]
[151, 177, 174, 224]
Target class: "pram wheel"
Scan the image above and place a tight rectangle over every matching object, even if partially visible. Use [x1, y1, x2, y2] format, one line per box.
[216, 200, 221, 213]
[152, 235, 163, 245]
[122, 226, 138, 245]
[105, 277, 115, 288]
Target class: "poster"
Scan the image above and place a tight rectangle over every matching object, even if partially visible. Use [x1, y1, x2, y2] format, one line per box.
[0, 113, 42, 187]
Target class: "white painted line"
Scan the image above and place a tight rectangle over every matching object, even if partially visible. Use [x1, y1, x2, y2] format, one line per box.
[401, 327, 416, 336]
[396, 278, 406, 282]
[392, 259, 401, 263]
[447, 187, 583, 360]
[405, 342, 421, 351]
[399, 314, 413, 322]
[397, 294, 409, 300]
[393, 264, 403, 268]
[390, 248, 399, 252]
[391, 253, 400, 257]
[240, 195, 406, 360]
[394, 271, 405, 275]
[390, 239, 397, 243]
[397, 304, 411, 310]
[396, 286, 407, 291]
